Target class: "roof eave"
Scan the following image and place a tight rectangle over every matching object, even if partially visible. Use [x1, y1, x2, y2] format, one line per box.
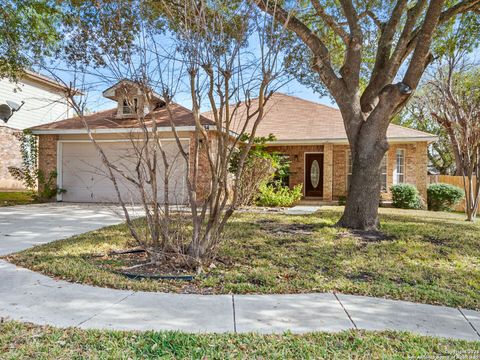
[265, 136, 438, 146]
[24, 70, 84, 95]
[30, 124, 220, 135]
[30, 126, 198, 135]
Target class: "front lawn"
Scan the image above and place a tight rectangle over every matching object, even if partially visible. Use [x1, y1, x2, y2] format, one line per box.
[0, 191, 35, 206]
[6, 207, 480, 309]
[1, 321, 479, 359]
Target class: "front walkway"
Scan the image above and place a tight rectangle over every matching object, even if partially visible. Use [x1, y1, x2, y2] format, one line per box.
[0, 203, 479, 340]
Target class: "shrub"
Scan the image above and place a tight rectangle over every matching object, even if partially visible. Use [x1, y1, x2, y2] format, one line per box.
[390, 184, 422, 209]
[427, 183, 464, 211]
[8, 130, 65, 201]
[229, 134, 289, 206]
[235, 156, 276, 206]
[256, 182, 303, 207]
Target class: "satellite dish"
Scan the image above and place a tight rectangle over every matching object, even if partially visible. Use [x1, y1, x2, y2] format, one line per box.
[0, 104, 12, 123]
[6, 100, 22, 111]
[0, 100, 24, 123]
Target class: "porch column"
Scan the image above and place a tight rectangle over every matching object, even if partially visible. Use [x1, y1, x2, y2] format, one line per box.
[323, 143, 333, 201]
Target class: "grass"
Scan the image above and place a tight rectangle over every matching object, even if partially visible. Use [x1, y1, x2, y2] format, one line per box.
[0, 191, 35, 206]
[6, 207, 480, 309]
[1, 321, 479, 359]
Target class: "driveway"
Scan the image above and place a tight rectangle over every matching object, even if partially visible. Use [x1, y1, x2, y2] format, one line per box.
[0, 203, 128, 256]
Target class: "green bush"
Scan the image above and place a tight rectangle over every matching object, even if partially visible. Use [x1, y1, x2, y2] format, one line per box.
[8, 130, 65, 201]
[390, 184, 422, 209]
[427, 183, 464, 211]
[256, 182, 303, 207]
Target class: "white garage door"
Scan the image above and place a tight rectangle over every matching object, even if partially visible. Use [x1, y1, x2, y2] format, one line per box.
[59, 140, 189, 204]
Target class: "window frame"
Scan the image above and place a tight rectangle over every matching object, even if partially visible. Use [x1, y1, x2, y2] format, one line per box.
[122, 97, 138, 115]
[346, 150, 352, 191]
[380, 153, 388, 192]
[346, 150, 388, 192]
[394, 148, 405, 184]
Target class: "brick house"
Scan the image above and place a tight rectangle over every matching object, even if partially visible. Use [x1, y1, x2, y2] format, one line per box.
[30, 82, 436, 203]
[0, 71, 71, 190]
[220, 93, 436, 202]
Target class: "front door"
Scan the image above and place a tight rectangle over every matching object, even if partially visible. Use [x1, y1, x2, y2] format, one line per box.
[305, 153, 324, 197]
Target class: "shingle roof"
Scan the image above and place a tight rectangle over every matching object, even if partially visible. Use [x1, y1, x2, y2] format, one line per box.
[30, 102, 214, 132]
[31, 92, 436, 142]
[202, 93, 436, 143]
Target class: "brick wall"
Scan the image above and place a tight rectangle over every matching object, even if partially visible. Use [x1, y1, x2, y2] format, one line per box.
[267, 142, 429, 202]
[38, 134, 58, 192]
[333, 144, 349, 199]
[34, 132, 429, 203]
[332, 142, 429, 201]
[0, 126, 24, 190]
[323, 144, 333, 200]
[188, 131, 215, 202]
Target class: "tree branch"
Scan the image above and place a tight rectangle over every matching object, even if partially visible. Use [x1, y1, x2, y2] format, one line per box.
[253, 0, 345, 96]
[360, 0, 410, 112]
[311, 0, 349, 43]
[337, 0, 363, 90]
[439, 0, 480, 23]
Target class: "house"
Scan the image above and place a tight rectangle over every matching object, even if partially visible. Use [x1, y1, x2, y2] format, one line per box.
[0, 71, 71, 190]
[30, 81, 436, 203]
[216, 93, 437, 202]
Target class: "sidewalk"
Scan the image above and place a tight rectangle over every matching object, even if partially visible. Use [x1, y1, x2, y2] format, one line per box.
[0, 260, 479, 340]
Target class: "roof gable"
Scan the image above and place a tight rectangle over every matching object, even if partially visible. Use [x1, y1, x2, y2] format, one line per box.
[102, 79, 162, 102]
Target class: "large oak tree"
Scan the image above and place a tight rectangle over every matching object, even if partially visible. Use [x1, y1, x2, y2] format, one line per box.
[254, 0, 480, 230]
[0, 0, 60, 78]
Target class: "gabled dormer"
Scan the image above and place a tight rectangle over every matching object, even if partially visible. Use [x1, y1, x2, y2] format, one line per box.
[102, 79, 165, 118]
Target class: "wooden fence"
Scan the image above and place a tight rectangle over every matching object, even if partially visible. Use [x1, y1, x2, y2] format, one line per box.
[428, 175, 477, 212]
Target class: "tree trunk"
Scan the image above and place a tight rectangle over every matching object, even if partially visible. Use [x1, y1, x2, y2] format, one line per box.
[337, 146, 384, 230]
[336, 111, 389, 231]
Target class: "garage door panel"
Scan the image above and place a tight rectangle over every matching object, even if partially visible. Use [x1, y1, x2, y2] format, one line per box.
[60, 141, 188, 204]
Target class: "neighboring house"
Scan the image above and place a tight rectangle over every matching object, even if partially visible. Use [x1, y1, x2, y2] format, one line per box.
[0, 71, 71, 189]
[30, 81, 436, 203]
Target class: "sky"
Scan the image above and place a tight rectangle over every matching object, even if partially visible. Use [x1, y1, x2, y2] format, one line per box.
[36, 29, 338, 117]
[36, 26, 479, 118]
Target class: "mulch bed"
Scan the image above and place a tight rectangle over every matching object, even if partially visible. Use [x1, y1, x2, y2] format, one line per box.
[91, 249, 198, 280]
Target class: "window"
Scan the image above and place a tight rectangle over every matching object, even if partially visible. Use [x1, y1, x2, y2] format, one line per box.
[380, 154, 387, 192]
[347, 151, 388, 192]
[347, 151, 352, 190]
[394, 149, 405, 184]
[123, 98, 138, 114]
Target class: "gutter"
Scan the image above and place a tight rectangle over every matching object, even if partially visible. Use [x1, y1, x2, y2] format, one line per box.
[265, 136, 439, 145]
[30, 126, 437, 144]
[31, 125, 240, 138]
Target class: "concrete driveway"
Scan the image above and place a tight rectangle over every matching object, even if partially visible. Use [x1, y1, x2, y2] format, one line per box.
[0, 203, 129, 256]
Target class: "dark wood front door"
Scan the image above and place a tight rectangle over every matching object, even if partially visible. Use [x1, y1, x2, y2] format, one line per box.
[305, 153, 324, 197]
